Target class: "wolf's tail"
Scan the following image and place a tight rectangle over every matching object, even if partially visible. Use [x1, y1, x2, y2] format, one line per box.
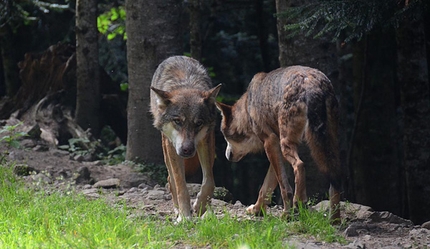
[304, 78, 342, 191]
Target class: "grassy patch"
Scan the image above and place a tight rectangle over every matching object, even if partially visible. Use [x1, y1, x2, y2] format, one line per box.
[0, 164, 344, 248]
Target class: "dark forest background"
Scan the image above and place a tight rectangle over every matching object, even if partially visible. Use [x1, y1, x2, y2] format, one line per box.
[0, 0, 429, 225]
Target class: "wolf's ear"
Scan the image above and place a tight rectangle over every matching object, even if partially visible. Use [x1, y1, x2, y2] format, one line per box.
[215, 101, 232, 117]
[205, 84, 222, 101]
[151, 87, 171, 108]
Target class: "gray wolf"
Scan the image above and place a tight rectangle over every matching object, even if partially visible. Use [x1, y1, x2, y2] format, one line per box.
[150, 56, 221, 222]
[216, 66, 342, 222]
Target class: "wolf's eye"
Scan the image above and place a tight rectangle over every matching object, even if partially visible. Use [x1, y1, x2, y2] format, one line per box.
[195, 120, 203, 127]
[173, 118, 182, 126]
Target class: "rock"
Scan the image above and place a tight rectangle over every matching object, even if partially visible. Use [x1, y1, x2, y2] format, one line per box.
[213, 186, 233, 202]
[186, 183, 201, 197]
[234, 200, 244, 207]
[21, 139, 36, 148]
[422, 220, 430, 230]
[74, 166, 92, 184]
[138, 183, 152, 190]
[83, 153, 95, 162]
[52, 149, 69, 157]
[31, 173, 52, 184]
[24, 124, 42, 139]
[33, 144, 48, 152]
[369, 211, 414, 226]
[93, 178, 120, 189]
[13, 164, 37, 176]
[147, 189, 166, 200]
[82, 188, 100, 199]
[73, 154, 84, 162]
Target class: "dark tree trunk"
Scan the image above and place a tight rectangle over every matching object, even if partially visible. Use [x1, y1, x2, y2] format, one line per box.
[396, 12, 430, 225]
[275, 0, 289, 67]
[75, 0, 101, 137]
[255, 0, 270, 72]
[350, 30, 404, 216]
[0, 25, 21, 97]
[189, 0, 202, 61]
[125, 0, 183, 164]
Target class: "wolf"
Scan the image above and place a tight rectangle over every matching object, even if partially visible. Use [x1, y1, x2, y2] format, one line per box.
[216, 66, 342, 222]
[150, 56, 221, 222]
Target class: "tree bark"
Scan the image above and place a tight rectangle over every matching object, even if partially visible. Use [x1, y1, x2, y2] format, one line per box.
[275, 0, 289, 67]
[75, 0, 101, 137]
[125, 0, 183, 164]
[349, 30, 404, 216]
[396, 12, 430, 225]
[0, 25, 21, 97]
[189, 0, 202, 61]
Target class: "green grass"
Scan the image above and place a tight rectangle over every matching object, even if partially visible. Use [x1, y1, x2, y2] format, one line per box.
[0, 163, 344, 249]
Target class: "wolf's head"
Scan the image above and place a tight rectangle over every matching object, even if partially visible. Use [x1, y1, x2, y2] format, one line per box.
[151, 84, 221, 158]
[216, 99, 263, 162]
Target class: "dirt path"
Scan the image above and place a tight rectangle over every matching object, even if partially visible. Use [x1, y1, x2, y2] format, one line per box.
[5, 139, 430, 249]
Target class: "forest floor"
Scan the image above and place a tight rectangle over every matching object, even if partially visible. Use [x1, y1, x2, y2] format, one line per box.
[4, 138, 430, 249]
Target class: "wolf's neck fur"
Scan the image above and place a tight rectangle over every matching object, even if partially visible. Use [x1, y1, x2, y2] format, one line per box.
[231, 92, 253, 134]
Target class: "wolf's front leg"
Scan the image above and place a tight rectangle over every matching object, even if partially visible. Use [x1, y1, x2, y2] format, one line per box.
[193, 132, 215, 216]
[162, 136, 192, 222]
[246, 164, 279, 216]
[262, 134, 294, 216]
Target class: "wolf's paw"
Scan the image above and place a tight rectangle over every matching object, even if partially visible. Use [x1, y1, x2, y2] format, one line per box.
[192, 202, 208, 217]
[246, 204, 267, 216]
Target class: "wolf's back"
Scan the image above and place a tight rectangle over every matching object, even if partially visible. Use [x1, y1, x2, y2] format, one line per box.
[150, 56, 212, 92]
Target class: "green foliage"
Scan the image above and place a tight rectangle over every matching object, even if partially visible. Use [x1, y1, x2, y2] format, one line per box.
[0, 123, 27, 149]
[125, 160, 168, 185]
[1, 0, 69, 32]
[0, 161, 345, 248]
[97, 6, 127, 40]
[281, 0, 424, 43]
[119, 82, 128, 92]
[286, 202, 346, 243]
[58, 137, 94, 156]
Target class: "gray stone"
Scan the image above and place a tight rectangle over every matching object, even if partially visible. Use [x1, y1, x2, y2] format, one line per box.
[33, 144, 48, 152]
[146, 189, 166, 200]
[74, 166, 92, 184]
[421, 220, 430, 230]
[93, 178, 120, 189]
[31, 173, 52, 184]
[52, 149, 69, 157]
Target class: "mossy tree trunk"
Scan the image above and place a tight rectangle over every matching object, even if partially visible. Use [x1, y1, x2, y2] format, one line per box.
[125, 0, 183, 164]
[75, 0, 101, 137]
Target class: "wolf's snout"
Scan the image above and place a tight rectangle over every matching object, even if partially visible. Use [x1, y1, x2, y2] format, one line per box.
[178, 142, 196, 158]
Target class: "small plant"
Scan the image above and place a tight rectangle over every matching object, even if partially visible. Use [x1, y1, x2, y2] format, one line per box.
[101, 144, 126, 165]
[0, 122, 27, 149]
[125, 160, 168, 185]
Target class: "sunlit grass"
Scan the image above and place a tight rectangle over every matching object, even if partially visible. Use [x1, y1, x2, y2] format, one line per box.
[0, 163, 344, 248]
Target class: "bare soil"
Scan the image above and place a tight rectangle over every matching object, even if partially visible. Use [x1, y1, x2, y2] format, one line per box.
[4, 139, 430, 249]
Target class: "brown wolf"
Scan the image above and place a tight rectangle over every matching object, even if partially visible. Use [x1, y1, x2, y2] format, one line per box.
[150, 56, 221, 222]
[216, 66, 342, 222]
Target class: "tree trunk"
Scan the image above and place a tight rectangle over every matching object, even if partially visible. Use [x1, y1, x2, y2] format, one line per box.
[255, 0, 270, 72]
[350, 30, 404, 216]
[75, 0, 101, 137]
[125, 0, 183, 164]
[275, 0, 289, 67]
[396, 12, 430, 225]
[0, 25, 21, 97]
[189, 0, 202, 61]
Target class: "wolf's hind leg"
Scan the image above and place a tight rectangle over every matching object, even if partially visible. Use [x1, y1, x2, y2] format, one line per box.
[193, 131, 215, 216]
[279, 103, 308, 206]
